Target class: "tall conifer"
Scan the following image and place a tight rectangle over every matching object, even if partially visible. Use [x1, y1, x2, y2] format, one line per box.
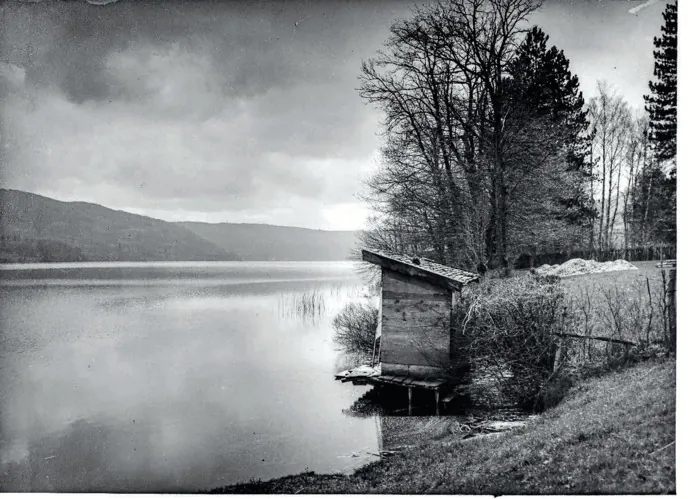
[644, 1, 677, 165]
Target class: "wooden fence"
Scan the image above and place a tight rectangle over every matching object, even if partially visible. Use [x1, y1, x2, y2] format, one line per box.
[513, 245, 676, 269]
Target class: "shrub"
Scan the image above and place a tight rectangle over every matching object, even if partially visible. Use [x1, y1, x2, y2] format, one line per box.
[452, 275, 571, 410]
[332, 302, 379, 359]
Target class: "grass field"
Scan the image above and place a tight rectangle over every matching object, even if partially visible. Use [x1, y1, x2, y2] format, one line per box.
[561, 260, 663, 298]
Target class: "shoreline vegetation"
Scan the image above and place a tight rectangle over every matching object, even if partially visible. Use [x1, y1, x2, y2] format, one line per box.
[210, 358, 675, 495]
[213, 260, 675, 494]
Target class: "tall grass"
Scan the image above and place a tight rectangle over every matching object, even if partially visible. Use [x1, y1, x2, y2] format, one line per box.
[561, 269, 672, 374]
[277, 288, 326, 323]
[277, 283, 376, 324]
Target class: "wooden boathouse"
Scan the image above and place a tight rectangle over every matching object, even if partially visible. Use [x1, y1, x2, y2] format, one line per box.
[338, 250, 480, 414]
[362, 249, 480, 380]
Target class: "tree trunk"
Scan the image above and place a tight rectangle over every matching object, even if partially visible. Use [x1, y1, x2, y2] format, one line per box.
[598, 125, 607, 252]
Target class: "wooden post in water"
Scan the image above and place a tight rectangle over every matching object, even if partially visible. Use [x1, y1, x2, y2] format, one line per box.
[434, 389, 440, 416]
[408, 387, 413, 416]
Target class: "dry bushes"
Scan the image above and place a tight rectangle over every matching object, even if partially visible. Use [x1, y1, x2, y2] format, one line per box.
[453, 275, 571, 410]
[564, 274, 671, 374]
[453, 269, 673, 409]
[332, 303, 379, 359]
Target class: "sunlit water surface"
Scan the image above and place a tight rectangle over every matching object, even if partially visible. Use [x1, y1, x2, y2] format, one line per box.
[0, 261, 383, 492]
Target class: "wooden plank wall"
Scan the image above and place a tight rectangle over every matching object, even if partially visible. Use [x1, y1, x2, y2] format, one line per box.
[380, 269, 452, 377]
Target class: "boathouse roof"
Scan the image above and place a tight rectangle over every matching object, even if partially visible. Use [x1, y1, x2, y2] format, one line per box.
[361, 249, 479, 292]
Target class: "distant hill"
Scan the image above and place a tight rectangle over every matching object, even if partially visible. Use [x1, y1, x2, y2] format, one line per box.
[0, 189, 358, 263]
[179, 221, 358, 261]
[0, 189, 236, 263]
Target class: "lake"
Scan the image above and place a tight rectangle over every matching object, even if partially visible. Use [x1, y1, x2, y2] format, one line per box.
[0, 261, 383, 492]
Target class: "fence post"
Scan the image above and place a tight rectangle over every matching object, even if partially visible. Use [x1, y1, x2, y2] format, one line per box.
[668, 264, 677, 353]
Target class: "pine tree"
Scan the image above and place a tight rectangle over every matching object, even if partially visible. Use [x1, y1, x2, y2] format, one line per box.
[644, 0, 677, 164]
[629, 164, 676, 246]
[508, 27, 596, 228]
[640, 1, 677, 246]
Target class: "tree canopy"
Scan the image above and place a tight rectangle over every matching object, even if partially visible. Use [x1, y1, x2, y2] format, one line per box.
[359, 0, 593, 272]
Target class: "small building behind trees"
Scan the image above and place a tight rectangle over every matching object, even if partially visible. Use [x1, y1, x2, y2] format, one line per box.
[362, 249, 480, 380]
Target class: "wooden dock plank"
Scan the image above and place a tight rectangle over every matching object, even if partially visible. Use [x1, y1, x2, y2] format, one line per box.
[339, 367, 447, 390]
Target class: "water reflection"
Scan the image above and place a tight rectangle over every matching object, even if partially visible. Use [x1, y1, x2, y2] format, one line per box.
[0, 262, 530, 492]
[342, 386, 532, 455]
[0, 262, 381, 492]
[1, 419, 166, 493]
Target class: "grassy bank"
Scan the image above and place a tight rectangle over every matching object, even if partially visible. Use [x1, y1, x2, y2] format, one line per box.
[211, 358, 675, 494]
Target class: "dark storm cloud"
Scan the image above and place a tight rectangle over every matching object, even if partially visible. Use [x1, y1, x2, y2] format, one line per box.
[2, 0, 405, 103]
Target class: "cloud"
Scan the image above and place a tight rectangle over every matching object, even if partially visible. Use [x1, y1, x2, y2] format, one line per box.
[3, 37, 377, 227]
[629, 0, 660, 16]
[530, 0, 669, 111]
[2, 82, 375, 210]
[0, 61, 25, 86]
[0, 1, 404, 229]
[0, 61, 26, 100]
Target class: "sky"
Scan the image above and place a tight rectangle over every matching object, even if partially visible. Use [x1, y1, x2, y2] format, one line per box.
[0, 0, 675, 230]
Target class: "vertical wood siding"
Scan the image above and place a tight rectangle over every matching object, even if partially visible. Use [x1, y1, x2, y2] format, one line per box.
[380, 269, 452, 377]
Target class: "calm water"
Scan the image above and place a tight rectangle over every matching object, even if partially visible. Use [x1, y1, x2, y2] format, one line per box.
[0, 261, 382, 492]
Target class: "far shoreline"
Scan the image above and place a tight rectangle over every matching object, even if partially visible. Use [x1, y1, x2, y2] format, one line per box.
[0, 260, 357, 270]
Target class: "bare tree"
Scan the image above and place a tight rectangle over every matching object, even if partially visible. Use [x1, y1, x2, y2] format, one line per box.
[359, 0, 598, 274]
[439, 0, 542, 272]
[588, 81, 632, 252]
[360, 0, 547, 272]
[359, 2, 495, 271]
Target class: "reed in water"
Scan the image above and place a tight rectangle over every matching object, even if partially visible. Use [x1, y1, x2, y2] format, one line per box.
[277, 288, 326, 322]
